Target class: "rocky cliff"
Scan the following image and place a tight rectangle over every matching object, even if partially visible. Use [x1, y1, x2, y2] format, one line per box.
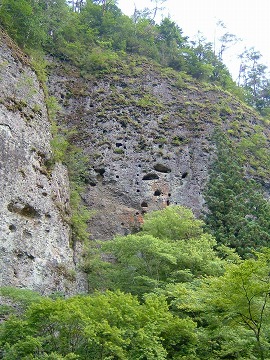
[1, 32, 269, 295]
[0, 32, 87, 295]
[48, 57, 270, 240]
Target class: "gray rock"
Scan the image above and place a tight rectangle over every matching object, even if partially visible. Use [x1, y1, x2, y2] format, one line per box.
[0, 34, 87, 295]
[48, 59, 270, 241]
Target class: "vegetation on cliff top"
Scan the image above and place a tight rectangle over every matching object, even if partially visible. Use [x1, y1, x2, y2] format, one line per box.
[1, 0, 270, 114]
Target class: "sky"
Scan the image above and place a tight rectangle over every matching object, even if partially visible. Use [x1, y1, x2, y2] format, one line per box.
[117, 0, 270, 80]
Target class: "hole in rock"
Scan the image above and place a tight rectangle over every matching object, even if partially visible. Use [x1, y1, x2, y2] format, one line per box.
[89, 181, 97, 186]
[141, 201, 148, 208]
[168, 193, 171, 197]
[23, 230, 32, 238]
[167, 200, 170, 206]
[142, 173, 159, 180]
[21, 205, 39, 218]
[116, 175, 119, 179]
[154, 190, 161, 196]
[182, 172, 188, 179]
[154, 164, 171, 173]
[8, 201, 40, 218]
[94, 168, 105, 176]
[9, 224, 16, 232]
[116, 142, 123, 147]
[137, 189, 140, 193]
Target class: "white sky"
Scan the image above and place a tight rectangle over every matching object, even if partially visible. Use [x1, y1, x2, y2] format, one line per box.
[117, 0, 270, 80]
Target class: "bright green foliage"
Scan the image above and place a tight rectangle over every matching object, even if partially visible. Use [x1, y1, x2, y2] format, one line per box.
[204, 132, 270, 257]
[0, 0, 239, 90]
[85, 206, 224, 295]
[142, 205, 204, 240]
[0, 0, 46, 48]
[1, 206, 270, 359]
[0, 290, 196, 359]
[205, 250, 270, 360]
[0, 287, 43, 319]
[157, 249, 270, 359]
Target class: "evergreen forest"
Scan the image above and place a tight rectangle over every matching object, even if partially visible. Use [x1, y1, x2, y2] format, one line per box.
[0, 1, 270, 359]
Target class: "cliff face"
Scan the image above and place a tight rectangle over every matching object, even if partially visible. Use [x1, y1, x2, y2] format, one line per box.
[0, 33, 269, 294]
[48, 58, 270, 240]
[0, 33, 87, 295]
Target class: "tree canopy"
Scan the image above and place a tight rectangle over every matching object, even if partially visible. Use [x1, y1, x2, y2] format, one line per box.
[1, 206, 269, 359]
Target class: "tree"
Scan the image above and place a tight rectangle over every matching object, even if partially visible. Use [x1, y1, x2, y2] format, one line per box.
[202, 250, 270, 360]
[156, 17, 188, 69]
[92, 0, 117, 15]
[68, 0, 85, 12]
[159, 249, 270, 359]
[85, 206, 224, 296]
[204, 131, 270, 257]
[0, 0, 47, 48]
[142, 205, 203, 240]
[0, 289, 196, 359]
[131, 0, 167, 22]
[214, 20, 241, 61]
[237, 47, 270, 113]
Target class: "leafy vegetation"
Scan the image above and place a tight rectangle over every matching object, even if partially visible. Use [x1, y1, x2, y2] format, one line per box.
[1, 207, 269, 359]
[1, 0, 270, 113]
[50, 123, 92, 244]
[0, 0, 251, 104]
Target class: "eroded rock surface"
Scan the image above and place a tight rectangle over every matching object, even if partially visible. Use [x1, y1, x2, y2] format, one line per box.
[0, 33, 87, 294]
[48, 59, 269, 240]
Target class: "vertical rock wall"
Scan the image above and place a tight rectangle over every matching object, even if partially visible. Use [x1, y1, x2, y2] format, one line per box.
[0, 33, 87, 295]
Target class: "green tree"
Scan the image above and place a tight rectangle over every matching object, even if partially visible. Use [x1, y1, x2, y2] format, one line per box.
[0, 290, 196, 359]
[159, 249, 270, 359]
[207, 250, 270, 360]
[156, 17, 188, 69]
[85, 206, 224, 295]
[204, 132, 270, 257]
[0, 0, 47, 48]
[238, 47, 270, 113]
[142, 205, 204, 240]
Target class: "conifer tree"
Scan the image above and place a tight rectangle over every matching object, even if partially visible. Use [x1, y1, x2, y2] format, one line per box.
[204, 131, 270, 257]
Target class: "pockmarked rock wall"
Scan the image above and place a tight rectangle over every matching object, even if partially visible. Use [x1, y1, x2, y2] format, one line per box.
[0, 33, 87, 295]
[48, 58, 269, 241]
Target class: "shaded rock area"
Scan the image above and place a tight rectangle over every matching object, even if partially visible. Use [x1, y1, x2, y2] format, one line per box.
[0, 33, 87, 294]
[48, 58, 270, 240]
